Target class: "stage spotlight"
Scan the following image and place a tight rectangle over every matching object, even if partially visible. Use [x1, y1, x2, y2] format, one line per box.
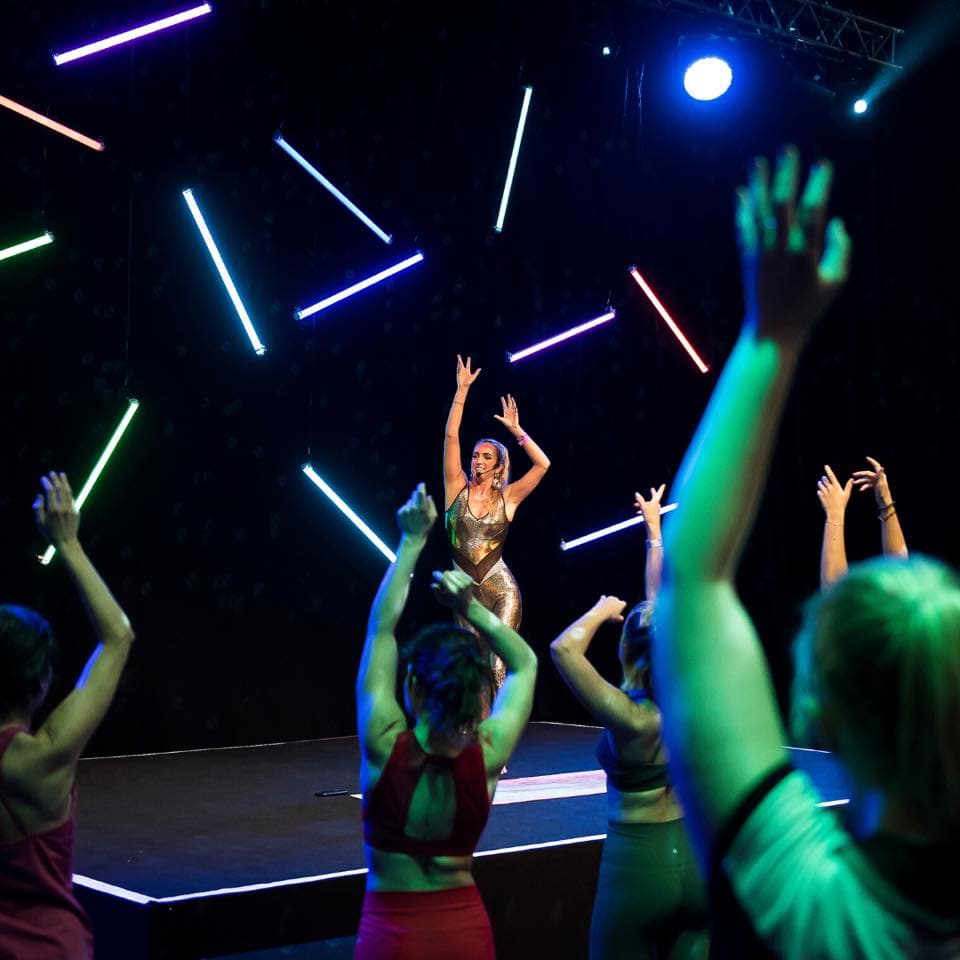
[507, 310, 615, 363]
[602, 45, 612, 56]
[0, 231, 53, 263]
[302, 464, 396, 563]
[853, 98, 869, 114]
[561, 503, 679, 552]
[683, 56, 733, 101]
[39, 399, 141, 565]
[182, 188, 266, 356]
[294, 252, 424, 321]
[53, 4, 212, 65]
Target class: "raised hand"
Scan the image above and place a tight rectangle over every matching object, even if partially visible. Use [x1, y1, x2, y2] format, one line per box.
[33, 472, 80, 547]
[396, 483, 438, 537]
[736, 147, 851, 341]
[851, 456, 893, 507]
[493, 394, 520, 434]
[431, 567, 474, 614]
[590, 595, 627, 623]
[456, 354, 481, 389]
[634, 484, 667, 529]
[816, 465, 853, 522]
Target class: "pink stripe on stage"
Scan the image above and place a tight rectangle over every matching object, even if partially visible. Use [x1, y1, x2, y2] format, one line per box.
[492, 770, 607, 805]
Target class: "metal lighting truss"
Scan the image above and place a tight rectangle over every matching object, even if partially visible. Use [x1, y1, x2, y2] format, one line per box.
[633, 0, 903, 68]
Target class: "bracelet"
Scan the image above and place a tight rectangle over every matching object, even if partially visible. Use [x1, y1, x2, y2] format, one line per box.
[516, 433, 528, 446]
[879, 507, 897, 522]
[877, 499, 895, 512]
[825, 519, 842, 527]
[452, 400, 464, 406]
[646, 538, 663, 547]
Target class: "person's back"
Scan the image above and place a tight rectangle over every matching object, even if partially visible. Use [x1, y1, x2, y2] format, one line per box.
[353, 485, 538, 959]
[0, 474, 135, 960]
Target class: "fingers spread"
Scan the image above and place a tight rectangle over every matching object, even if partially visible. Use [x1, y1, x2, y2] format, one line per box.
[771, 145, 800, 250]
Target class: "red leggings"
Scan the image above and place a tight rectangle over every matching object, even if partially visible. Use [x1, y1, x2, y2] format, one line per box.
[355, 885, 495, 960]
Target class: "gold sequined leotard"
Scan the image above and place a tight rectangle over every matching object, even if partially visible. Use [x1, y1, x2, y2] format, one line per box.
[445, 485, 522, 687]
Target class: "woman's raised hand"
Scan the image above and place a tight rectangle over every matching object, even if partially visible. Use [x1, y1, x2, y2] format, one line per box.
[431, 567, 474, 614]
[737, 147, 851, 341]
[590, 595, 628, 623]
[493, 394, 520, 433]
[33, 472, 80, 547]
[851, 456, 893, 505]
[396, 483, 438, 537]
[634, 484, 666, 527]
[816, 464, 853, 521]
[456, 354, 481, 389]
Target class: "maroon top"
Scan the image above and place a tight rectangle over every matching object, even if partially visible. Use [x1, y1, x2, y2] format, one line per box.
[0, 725, 94, 960]
[363, 730, 491, 857]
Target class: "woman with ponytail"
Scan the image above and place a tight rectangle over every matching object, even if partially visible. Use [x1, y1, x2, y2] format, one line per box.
[550, 485, 708, 959]
[653, 146, 960, 956]
[443, 355, 550, 689]
[355, 483, 538, 959]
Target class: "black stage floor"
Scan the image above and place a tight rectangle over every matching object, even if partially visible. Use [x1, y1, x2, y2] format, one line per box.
[73, 723, 852, 959]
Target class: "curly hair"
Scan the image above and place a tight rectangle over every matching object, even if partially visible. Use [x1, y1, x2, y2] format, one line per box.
[0, 604, 57, 721]
[403, 624, 493, 736]
[792, 554, 960, 837]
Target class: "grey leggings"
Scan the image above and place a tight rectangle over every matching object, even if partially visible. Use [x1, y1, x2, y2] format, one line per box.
[589, 818, 709, 960]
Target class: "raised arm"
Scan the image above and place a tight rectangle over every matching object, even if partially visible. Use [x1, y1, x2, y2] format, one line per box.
[654, 149, 851, 865]
[816, 464, 852, 588]
[852, 456, 908, 558]
[634, 484, 666, 601]
[357, 484, 437, 763]
[31, 473, 135, 797]
[550, 596, 657, 733]
[496, 394, 551, 514]
[443, 356, 480, 508]
[432, 569, 538, 769]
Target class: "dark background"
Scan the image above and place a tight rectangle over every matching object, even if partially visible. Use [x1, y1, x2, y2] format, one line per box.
[1, 1, 956, 754]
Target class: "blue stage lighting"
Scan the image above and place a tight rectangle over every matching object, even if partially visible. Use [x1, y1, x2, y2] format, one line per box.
[602, 45, 611, 56]
[853, 98, 869, 114]
[683, 57, 733, 101]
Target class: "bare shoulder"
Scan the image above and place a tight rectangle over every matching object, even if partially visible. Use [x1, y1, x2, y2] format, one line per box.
[0, 728, 72, 820]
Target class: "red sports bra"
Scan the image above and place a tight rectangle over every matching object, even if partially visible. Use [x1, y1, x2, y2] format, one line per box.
[363, 730, 491, 857]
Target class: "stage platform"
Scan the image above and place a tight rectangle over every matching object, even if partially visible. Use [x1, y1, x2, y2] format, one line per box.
[73, 722, 851, 959]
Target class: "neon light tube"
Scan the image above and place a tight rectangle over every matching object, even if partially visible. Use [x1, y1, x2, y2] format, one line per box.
[53, 4, 212, 65]
[273, 134, 392, 245]
[508, 310, 615, 363]
[295, 252, 424, 321]
[0, 231, 53, 263]
[39, 399, 141, 566]
[182, 189, 266, 356]
[629, 267, 708, 373]
[0, 94, 104, 152]
[495, 85, 533, 233]
[560, 502, 679, 552]
[301, 464, 396, 563]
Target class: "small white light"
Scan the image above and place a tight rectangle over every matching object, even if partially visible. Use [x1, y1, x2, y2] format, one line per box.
[853, 98, 868, 114]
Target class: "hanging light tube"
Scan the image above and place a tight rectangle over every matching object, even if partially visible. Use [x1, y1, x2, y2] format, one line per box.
[629, 267, 708, 373]
[560, 502, 679, 552]
[39, 399, 141, 565]
[273, 134, 392, 245]
[0, 94, 104, 152]
[494, 85, 533, 233]
[294, 252, 424, 321]
[302, 464, 396, 563]
[182, 188, 266, 356]
[0, 231, 53, 263]
[508, 310, 615, 363]
[53, 4, 213, 66]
